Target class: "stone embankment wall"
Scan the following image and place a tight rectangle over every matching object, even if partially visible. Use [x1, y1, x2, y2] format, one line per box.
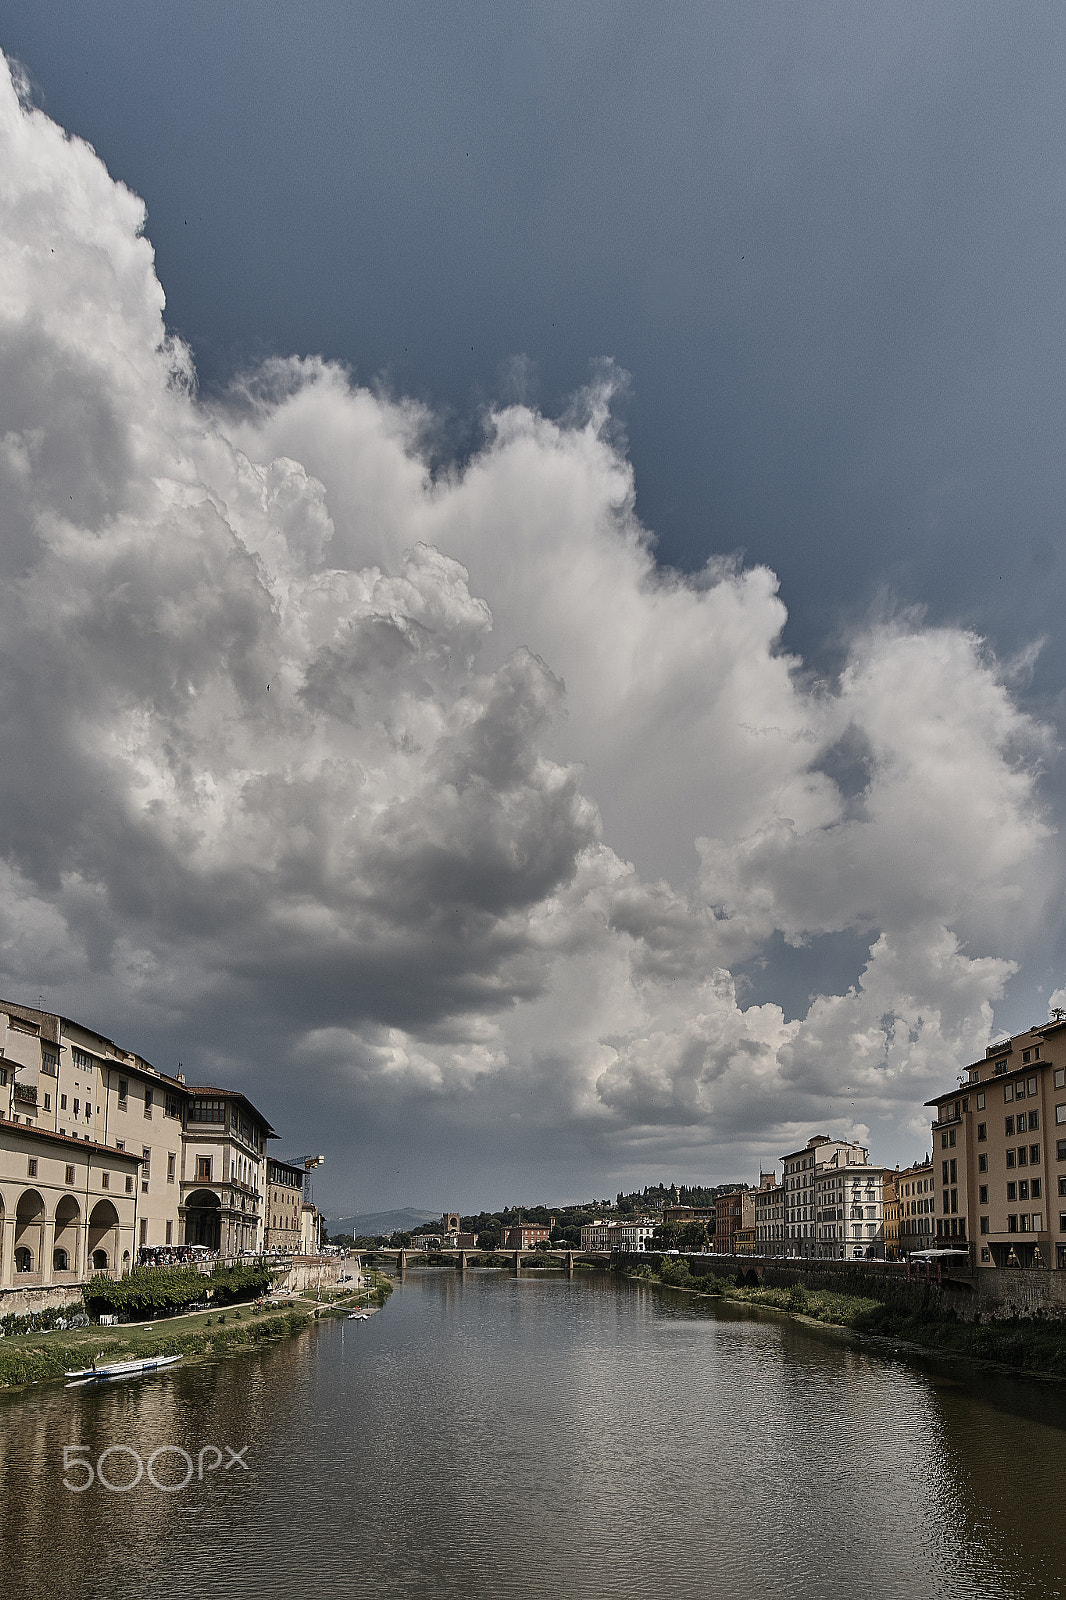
[0, 1282, 87, 1318]
[681, 1254, 1066, 1322]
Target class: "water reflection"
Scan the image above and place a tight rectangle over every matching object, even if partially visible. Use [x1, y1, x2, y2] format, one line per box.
[1, 1273, 1064, 1600]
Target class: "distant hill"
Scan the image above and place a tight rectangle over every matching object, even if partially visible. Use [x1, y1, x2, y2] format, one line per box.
[327, 1207, 439, 1238]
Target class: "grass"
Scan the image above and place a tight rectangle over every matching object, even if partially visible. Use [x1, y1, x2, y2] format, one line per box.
[636, 1258, 1066, 1380]
[0, 1284, 377, 1392]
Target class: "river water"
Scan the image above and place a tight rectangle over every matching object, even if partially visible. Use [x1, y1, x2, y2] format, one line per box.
[2, 1268, 1065, 1600]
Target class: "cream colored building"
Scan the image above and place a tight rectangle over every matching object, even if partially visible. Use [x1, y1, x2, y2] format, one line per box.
[181, 1089, 275, 1255]
[0, 1000, 189, 1256]
[0, 1121, 141, 1288]
[781, 1136, 873, 1257]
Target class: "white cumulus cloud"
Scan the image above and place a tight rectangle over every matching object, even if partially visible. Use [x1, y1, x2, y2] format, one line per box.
[0, 54, 1055, 1197]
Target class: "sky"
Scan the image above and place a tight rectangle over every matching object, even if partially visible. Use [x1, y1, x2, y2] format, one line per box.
[0, 4, 1065, 1215]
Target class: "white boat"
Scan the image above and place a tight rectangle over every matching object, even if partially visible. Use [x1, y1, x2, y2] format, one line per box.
[65, 1354, 182, 1384]
[347, 1311, 371, 1321]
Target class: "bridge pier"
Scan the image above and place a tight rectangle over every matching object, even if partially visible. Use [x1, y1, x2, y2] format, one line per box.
[458, 1250, 468, 1271]
[566, 1251, 574, 1276]
[397, 1248, 408, 1271]
[513, 1250, 522, 1272]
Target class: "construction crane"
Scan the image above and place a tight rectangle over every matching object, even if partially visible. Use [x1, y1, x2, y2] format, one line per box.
[277, 1153, 326, 1202]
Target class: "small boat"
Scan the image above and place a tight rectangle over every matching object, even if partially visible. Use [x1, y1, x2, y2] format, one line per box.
[65, 1354, 182, 1385]
[347, 1311, 371, 1321]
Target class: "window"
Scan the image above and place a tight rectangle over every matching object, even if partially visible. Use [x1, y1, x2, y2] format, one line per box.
[1005, 1115, 1015, 1136]
[977, 1091, 986, 1110]
[164, 1092, 181, 1119]
[167, 1152, 176, 1182]
[117, 1078, 128, 1107]
[1018, 1146, 1028, 1167]
[1029, 1111, 1040, 1131]
[165, 1221, 173, 1244]
[188, 1098, 226, 1123]
[980, 1216, 989, 1235]
[1020, 1214, 1031, 1233]
[101, 1171, 109, 1190]
[1017, 1082, 1026, 1101]
[941, 1132, 948, 1149]
[60, 1094, 67, 1110]
[1032, 1179, 1042, 1199]
[144, 1088, 153, 1117]
[1056, 1068, 1066, 1090]
[1023, 1049, 1031, 1064]
[72, 1047, 94, 1071]
[1019, 1180, 1029, 1201]
[1059, 1176, 1066, 1198]
[1028, 1077, 1038, 1096]
[950, 1159, 957, 1184]
[27, 1157, 37, 1177]
[43, 1093, 50, 1111]
[951, 1190, 958, 1214]
[943, 1190, 950, 1214]
[65, 1164, 75, 1183]
[1005, 1083, 1014, 1102]
[949, 1129, 956, 1147]
[1034, 1212, 1044, 1232]
[139, 1219, 148, 1246]
[85, 1103, 91, 1119]
[125, 1175, 134, 1194]
[978, 1153, 988, 1173]
[942, 1160, 949, 1184]
[115, 1139, 124, 1151]
[979, 1185, 988, 1205]
[1008, 1215, 1018, 1233]
[1007, 1149, 1016, 1169]
[977, 1122, 987, 1141]
[197, 1156, 212, 1181]
[1031, 1143, 1041, 1164]
[73, 1098, 79, 1117]
[41, 1049, 58, 1076]
[1059, 1140, 1066, 1161]
[1057, 1105, 1066, 1124]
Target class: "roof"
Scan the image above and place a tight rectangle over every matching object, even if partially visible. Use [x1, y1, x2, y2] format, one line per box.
[0, 1116, 142, 1162]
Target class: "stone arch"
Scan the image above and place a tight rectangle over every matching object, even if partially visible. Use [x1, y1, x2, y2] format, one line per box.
[53, 1194, 81, 1275]
[183, 1188, 222, 1250]
[88, 1198, 120, 1272]
[14, 1189, 45, 1275]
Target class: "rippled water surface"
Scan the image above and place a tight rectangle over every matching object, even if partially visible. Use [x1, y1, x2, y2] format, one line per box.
[3, 1269, 1066, 1600]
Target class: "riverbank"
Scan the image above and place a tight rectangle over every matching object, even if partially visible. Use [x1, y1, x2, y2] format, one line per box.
[631, 1259, 1066, 1381]
[0, 1281, 385, 1391]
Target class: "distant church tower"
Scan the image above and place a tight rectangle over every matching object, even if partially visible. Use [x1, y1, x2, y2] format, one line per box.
[443, 1212, 461, 1234]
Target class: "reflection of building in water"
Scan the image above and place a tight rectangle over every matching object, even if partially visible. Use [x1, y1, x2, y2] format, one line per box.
[928, 1018, 1066, 1268]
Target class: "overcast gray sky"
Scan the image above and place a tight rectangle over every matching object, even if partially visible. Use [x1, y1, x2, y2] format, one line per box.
[1, 4, 1065, 1214]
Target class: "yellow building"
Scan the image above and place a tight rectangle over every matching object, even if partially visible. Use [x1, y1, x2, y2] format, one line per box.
[181, 1089, 276, 1256]
[0, 1121, 141, 1288]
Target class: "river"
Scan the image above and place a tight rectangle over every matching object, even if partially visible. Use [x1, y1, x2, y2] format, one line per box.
[1, 1268, 1064, 1600]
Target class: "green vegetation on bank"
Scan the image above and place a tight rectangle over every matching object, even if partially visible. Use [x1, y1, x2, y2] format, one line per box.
[83, 1262, 275, 1319]
[632, 1255, 1066, 1380]
[0, 1301, 315, 1390]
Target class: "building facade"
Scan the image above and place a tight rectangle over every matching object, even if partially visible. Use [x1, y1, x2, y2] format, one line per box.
[181, 1089, 276, 1256]
[265, 1158, 306, 1254]
[896, 1159, 935, 1256]
[927, 1020, 1066, 1268]
[0, 1121, 141, 1288]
